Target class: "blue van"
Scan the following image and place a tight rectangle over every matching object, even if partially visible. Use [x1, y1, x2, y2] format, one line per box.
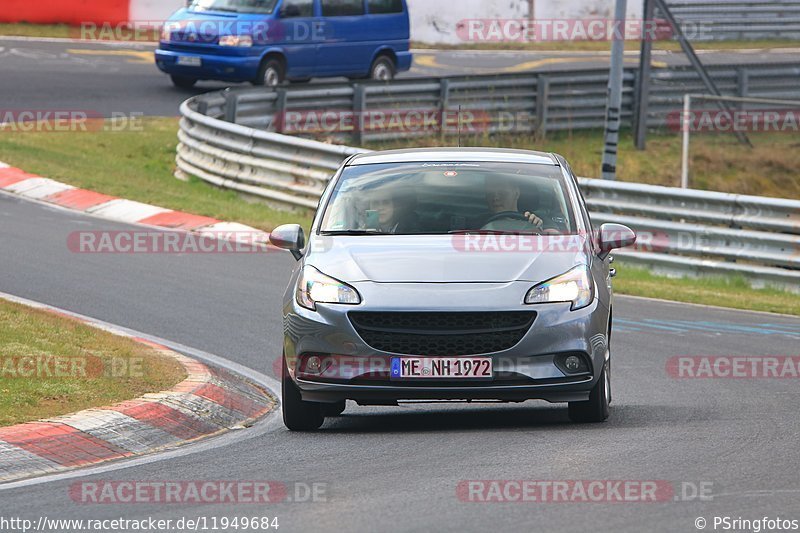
[155, 0, 412, 88]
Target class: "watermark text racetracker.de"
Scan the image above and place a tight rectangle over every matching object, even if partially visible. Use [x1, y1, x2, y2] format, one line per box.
[68, 231, 272, 254]
[0, 111, 144, 133]
[456, 18, 710, 42]
[457, 480, 714, 503]
[69, 480, 328, 504]
[667, 356, 800, 379]
[0, 354, 144, 379]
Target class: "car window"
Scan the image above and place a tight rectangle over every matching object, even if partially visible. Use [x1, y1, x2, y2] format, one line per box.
[188, 0, 279, 14]
[280, 0, 314, 17]
[368, 0, 403, 14]
[319, 161, 577, 235]
[321, 0, 365, 16]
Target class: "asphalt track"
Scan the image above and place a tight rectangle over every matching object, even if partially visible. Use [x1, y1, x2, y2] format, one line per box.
[2, 37, 798, 116]
[1, 192, 799, 532]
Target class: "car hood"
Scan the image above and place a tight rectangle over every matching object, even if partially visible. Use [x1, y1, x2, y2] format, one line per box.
[305, 234, 591, 284]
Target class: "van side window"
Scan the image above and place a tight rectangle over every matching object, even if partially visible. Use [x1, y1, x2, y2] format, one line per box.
[321, 0, 365, 16]
[281, 0, 314, 17]
[368, 0, 402, 13]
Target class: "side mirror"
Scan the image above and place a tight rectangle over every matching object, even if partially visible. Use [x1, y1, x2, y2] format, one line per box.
[269, 224, 306, 260]
[598, 223, 636, 260]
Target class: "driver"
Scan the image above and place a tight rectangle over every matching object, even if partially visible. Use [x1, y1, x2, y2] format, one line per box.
[483, 176, 544, 229]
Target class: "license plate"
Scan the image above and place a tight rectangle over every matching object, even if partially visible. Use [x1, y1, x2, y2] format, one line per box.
[390, 357, 493, 380]
[177, 56, 201, 67]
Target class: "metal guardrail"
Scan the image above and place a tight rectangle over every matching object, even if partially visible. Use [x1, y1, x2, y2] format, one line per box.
[665, 0, 800, 40]
[199, 62, 800, 143]
[177, 92, 800, 292]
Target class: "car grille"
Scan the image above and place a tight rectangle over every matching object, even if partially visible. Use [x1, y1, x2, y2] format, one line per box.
[348, 312, 536, 356]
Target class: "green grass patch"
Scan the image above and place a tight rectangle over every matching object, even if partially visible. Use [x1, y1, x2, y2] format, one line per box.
[614, 264, 800, 316]
[0, 117, 312, 231]
[0, 23, 74, 39]
[0, 299, 186, 427]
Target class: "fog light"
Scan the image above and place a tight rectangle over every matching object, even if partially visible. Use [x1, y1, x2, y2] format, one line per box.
[306, 356, 322, 373]
[565, 356, 581, 372]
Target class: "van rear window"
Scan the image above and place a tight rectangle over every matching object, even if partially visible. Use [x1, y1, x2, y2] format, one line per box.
[368, 0, 403, 14]
[321, 0, 365, 17]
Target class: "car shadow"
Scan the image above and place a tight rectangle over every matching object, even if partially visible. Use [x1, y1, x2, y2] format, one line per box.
[319, 403, 692, 434]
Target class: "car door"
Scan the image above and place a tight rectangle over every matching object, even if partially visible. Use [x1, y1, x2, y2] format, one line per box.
[316, 0, 372, 76]
[274, 0, 320, 79]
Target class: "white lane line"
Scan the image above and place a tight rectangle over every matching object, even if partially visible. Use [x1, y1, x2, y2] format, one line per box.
[0, 291, 282, 492]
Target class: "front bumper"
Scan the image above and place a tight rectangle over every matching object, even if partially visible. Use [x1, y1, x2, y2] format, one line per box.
[282, 281, 609, 404]
[155, 48, 260, 82]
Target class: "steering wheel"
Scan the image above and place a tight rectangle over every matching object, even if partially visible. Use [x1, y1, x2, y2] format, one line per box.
[483, 211, 530, 225]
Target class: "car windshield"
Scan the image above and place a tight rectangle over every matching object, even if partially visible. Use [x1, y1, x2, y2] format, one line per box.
[188, 0, 278, 14]
[319, 161, 578, 235]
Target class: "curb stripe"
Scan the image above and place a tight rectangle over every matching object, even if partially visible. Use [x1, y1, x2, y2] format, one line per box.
[0, 441, 62, 479]
[0, 168, 38, 188]
[45, 188, 119, 210]
[115, 402, 219, 441]
[0, 423, 130, 467]
[87, 199, 171, 224]
[138, 211, 221, 230]
[6, 178, 75, 200]
[54, 410, 181, 454]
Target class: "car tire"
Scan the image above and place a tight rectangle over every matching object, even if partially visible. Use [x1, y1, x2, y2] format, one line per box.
[568, 361, 610, 423]
[282, 357, 324, 431]
[170, 75, 197, 89]
[254, 58, 285, 87]
[368, 55, 396, 81]
[322, 400, 346, 417]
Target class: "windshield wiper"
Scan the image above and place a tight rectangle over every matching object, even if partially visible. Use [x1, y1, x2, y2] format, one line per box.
[448, 230, 540, 235]
[319, 229, 385, 236]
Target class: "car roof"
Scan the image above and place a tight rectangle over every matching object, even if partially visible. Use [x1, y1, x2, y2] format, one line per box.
[347, 147, 560, 167]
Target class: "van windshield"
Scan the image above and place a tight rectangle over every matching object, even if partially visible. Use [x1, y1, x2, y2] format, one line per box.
[188, 0, 279, 14]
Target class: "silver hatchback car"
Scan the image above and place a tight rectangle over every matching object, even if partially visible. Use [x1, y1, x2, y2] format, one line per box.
[270, 148, 636, 430]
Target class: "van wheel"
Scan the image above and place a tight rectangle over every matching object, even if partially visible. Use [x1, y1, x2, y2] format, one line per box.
[568, 362, 610, 423]
[369, 55, 396, 81]
[170, 75, 197, 89]
[282, 357, 324, 431]
[254, 58, 285, 87]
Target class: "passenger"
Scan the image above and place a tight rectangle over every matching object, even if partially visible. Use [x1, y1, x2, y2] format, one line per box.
[366, 187, 419, 234]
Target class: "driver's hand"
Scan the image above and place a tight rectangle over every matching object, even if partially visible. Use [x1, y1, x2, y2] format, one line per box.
[523, 211, 544, 228]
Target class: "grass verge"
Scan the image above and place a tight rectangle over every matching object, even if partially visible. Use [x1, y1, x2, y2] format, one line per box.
[0, 117, 312, 231]
[0, 299, 186, 427]
[614, 265, 800, 316]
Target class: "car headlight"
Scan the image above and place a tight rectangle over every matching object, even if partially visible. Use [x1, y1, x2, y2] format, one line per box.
[219, 35, 253, 47]
[161, 26, 172, 42]
[296, 266, 361, 311]
[525, 265, 594, 310]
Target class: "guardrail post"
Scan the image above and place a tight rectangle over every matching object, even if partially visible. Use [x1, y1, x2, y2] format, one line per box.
[737, 68, 749, 110]
[535, 75, 550, 139]
[224, 91, 238, 123]
[275, 88, 288, 133]
[353, 84, 366, 145]
[439, 79, 451, 136]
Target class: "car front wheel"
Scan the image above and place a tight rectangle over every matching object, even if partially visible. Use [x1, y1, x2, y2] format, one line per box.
[282, 357, 324, 431]
[568, 361, 610, 423]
